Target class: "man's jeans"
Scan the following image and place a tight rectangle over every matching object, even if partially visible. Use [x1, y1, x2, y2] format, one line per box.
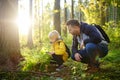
[71, 43, 108, 64]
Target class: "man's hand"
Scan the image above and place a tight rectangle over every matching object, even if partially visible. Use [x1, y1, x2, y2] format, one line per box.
[74, 53, 82, 62]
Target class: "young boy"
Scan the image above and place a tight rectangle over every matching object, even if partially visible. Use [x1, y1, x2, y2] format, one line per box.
[48, 30, 69, 70]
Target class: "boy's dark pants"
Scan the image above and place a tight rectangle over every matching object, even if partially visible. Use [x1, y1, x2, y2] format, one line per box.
[71, 43, 108, 67]
[51, 54, 64, 66]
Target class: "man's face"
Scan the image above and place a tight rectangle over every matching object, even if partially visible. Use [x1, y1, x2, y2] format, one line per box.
[67, 25, 80, 35]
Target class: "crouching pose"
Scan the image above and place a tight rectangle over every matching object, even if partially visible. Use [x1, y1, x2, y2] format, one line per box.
[48, 30, 69, 70]
[66, 20, 109, 73]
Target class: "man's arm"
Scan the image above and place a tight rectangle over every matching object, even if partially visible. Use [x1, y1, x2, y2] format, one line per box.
[72, 35, 78, 54]
[81, 23, 102, 45]
[72, 35, 83, 62]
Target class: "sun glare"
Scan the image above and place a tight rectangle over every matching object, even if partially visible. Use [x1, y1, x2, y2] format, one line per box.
[17, 15, 31, 35]
[17, 0, 31, 35]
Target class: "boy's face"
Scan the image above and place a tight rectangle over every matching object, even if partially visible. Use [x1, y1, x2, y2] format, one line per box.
[49, 36, 58, 44]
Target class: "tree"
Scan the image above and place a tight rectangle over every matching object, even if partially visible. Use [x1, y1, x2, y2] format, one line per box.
[78, 0, 83, 21]
[71, 0, 74, 19]
[99, 1, 106, 25]
[0, 0, 22, 71]
[27, 0, 33, 48]
[63, 0, 67, 37]
[54, 0, 61, 34]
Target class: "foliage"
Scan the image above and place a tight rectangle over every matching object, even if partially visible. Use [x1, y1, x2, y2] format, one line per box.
[1, 49, 120, 80]
[79, 0, 107, 25]
[20, 47, 51, 71]
[104, 21, 120, 48]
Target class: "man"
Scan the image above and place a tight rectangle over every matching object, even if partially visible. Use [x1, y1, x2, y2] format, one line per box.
[66, 20, 109, 72]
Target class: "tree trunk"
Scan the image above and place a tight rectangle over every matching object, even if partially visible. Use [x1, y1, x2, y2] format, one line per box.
[27, 0, 33, 48]
[0, 0, 22, 71]
[114, 6, 117, 26]
[63, 0, 67, 37]
[100, 1, 106, 25]
[78, 0, 82, 21]
[54, 0, 61, 34]
[117, 7, 120, 23]
[27, 27, 33, 48]
[71, 0, 74, 19]
[105, 5, 109, 22]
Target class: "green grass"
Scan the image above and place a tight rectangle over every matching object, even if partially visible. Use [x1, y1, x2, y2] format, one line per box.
[19, 47, 51, 71]
[0, 48, 120, 80]
[86, 49, 120, 80]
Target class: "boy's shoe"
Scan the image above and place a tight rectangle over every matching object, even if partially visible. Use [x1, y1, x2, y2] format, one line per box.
[56, 65, 65, 71]
[50, 61, 57, 64]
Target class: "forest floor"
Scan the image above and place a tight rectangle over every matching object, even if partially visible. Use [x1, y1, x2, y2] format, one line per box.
[0, 49, 120, 80]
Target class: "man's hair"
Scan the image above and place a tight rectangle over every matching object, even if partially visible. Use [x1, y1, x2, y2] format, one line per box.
[66, 20, 80, 26]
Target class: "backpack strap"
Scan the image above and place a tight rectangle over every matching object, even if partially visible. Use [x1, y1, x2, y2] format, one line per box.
[91, 24, 110, 43]
[57, 41, 71, 58]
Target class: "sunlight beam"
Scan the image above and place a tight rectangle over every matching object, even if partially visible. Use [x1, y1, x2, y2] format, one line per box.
[17, 0, 31, 35]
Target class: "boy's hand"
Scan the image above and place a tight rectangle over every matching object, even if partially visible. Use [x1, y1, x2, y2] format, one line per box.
[48, 52, 55, 55]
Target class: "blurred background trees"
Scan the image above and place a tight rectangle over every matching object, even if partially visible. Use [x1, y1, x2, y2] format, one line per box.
[31, 0, 120, 47]
[15, 0, 120, 49]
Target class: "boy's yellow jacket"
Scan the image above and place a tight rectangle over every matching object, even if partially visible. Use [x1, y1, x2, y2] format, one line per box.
[52, 40, 68, 61]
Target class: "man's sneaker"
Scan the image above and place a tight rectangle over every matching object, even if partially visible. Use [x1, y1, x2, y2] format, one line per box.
[86, 66, 100, 73]
[86, 63, 100, 73]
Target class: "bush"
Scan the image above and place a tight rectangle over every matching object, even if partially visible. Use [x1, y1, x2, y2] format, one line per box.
[20, 47, 51, 71]
[103, 21, 120, 49]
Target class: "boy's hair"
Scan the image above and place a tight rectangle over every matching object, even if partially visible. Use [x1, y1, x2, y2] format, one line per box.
[66, 20, 80, 27]
[48, 30, 60, 39]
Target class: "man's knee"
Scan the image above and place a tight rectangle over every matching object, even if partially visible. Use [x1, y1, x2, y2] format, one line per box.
[86, 43, 97, 52]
